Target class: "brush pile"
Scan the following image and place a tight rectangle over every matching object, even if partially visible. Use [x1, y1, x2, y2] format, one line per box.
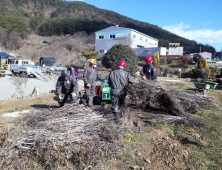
[126, 79, 214, 117]
[0, 104, 141, 169]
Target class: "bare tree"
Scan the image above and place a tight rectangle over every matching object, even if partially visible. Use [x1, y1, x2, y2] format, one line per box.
[7, 31, 22, 50]
[0, 26, 8, 47]
[10, 73, 29, 98]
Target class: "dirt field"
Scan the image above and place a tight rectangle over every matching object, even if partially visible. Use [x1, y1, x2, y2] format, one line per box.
[0, 79, 221, 170]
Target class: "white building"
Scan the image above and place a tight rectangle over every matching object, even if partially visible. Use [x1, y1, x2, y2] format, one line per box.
[199, 52, 212, 62]
[168, 47, 184, 55]
[168, 43, 183, 56]
[95, 26, 159, 54]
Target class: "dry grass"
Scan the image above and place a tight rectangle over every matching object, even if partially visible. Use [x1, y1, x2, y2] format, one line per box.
[0, 94, 57, 135]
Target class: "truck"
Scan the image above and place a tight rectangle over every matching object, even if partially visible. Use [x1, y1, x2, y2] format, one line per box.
[9, 59, 47, 80]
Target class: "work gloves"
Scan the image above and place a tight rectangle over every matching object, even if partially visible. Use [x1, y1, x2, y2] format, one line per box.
[86, 83, 91, 88]
[71, 92, 76, 97]
[142, 76, 146, 80]
[71, 92, 79, 104]
[59, 94, 63, 100]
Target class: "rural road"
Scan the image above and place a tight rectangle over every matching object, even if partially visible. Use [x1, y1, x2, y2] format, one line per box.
[0, 71, 85, 102]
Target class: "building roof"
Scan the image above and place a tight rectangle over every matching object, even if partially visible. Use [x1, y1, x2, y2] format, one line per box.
[0, 52, 13, 58]
[96, 26, 159, 41]
[198, 51, 212, 54]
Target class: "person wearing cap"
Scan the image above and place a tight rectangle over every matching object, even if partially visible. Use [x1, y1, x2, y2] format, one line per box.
[108, 61, 134, 125]
[56, 69, 79, 107]
[67, 66, 81, 81]
[82, 59, 104, 107]
[140, 56, 158, 81]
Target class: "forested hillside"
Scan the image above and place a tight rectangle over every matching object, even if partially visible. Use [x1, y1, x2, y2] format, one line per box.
[0, 0, 216, 53]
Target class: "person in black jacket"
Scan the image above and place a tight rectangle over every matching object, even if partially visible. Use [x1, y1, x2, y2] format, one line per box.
[82, 59, 104, 107]
[140, 56, 158, 81]
[56, 69, 79, 107]
[108, 61, 134, 125]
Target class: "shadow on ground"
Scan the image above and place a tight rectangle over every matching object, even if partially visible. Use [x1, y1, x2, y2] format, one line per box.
[30, 104, 59, 109]
[180, 138, 201, 147]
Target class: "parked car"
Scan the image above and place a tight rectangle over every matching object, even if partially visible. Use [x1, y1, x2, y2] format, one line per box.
[48, 66, 66, 72]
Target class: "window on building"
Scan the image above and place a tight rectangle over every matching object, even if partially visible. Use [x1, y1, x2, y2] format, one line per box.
[145, 39, 148, 42]
[110, 35, 115, 38]
[137, 45, 144, 48]
[140, 37, 142, 41]
[133, 34, 136, 38]
[99, 36, 104, 39]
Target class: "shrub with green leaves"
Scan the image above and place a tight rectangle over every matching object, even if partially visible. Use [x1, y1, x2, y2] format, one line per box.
[102, 44, 138, 73]
[192, 68, 210, 79]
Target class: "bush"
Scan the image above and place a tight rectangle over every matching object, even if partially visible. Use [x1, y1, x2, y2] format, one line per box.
[193, 54, 202, 63]
[153, 52, 160, 69]
[180, 56, 190, 67]
[182, 71, 193, 78]
[102, 44, 138, 73]
[192, 69, 210, 79]
[137, 56, 146, 62]
[167, 56, 174, 64]
[160, 56, 174, 65]
[197, 58, 209, 69]
[192, 69, 202, 78]
[81, 50, 99, 59]
[209, 67, 220, 78]
[196, 58, 210, 79]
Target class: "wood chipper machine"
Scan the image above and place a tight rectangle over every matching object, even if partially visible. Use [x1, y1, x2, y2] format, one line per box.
[95, 80, 111, 102]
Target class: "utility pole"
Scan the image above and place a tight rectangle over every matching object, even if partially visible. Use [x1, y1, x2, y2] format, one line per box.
[221, 47, 222, 59]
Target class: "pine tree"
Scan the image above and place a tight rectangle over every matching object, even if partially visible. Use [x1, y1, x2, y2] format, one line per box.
[102, 44, 138, 73]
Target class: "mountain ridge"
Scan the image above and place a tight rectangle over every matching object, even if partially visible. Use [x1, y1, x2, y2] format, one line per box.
[0, 0, 216, 54]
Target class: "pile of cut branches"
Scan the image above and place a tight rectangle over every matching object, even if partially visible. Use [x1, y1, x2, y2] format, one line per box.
[0, 104, 142, 169]
[126, 79, 214, 117]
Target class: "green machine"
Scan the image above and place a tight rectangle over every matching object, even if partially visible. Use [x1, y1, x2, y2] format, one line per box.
[95, 80, 111, 101]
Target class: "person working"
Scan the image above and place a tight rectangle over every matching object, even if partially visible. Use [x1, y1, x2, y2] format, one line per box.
[108, 61, 134, 125]
[56, 69, 79, 107]
[67, 66, 81, 81]
[140, 56, 158, 81]
[82, 59, 104, 107]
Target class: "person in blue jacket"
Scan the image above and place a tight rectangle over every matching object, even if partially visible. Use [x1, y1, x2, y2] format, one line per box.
[67, 66, 81, 81]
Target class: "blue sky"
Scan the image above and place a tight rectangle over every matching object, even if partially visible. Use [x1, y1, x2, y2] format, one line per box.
[66, 0, 222, 52]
